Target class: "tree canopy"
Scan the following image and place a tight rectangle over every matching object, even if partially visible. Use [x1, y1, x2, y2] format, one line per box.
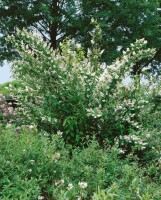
[0, 0, 161, 75]
[82, 0, 161, 74]
[0, 0, 77, 62]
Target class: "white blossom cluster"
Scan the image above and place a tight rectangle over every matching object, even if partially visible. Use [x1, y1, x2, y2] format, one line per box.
[67, 183, 73, 190]
[119, 135, 148, 150]
[78, 182, 88, 189]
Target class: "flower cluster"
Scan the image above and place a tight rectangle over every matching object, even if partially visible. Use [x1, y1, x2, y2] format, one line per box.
[55, 179, 64, 186]
[0, 94, 17, 124]
[78, 182, 88, 189]
[67, 183, 73, 190]
[119, 135, 148, 151]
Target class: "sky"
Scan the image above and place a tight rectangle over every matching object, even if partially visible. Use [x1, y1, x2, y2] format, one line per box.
[0, 61, 13, 84]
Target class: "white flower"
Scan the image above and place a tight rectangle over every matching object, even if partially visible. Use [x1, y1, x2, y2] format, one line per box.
[57, 130, 63, 137]
[53, 153, 61, 161]
[38, 196, 44, 200]
[30, 160, 35, 165]
[91, 39, 94, 44]
[158, 158, 161, 164]
[119, 149, 125, 154]
[6, 161, 10, 165]
[55, 179, 64, 186]
[6, 124, 12, 128]
[29, 125, 34, 129]
[78, 182, 88, 189]
[41, 117, 46, 121]
[67, 183, 73, 190]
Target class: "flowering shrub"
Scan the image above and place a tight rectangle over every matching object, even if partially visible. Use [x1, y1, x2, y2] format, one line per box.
[0, 94, 17, 124]
[6, 29, 160, 146]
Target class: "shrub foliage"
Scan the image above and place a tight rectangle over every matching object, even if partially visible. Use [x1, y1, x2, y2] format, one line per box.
[6, 29, 160, 146]
[0, 126, 160, 199]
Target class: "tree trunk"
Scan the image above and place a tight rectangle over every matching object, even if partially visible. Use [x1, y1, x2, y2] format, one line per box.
[50, 0, 59, 49]
[132, 63, 141, 75]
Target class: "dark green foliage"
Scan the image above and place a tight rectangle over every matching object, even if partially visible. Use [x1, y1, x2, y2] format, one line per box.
[78, 0, 161, 75]
[0, 0, 77, 64]
[1, 0, 161, 75]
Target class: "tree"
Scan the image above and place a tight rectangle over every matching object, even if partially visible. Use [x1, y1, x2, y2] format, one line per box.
[77, 0, 161, 76]
[0, 0, 161, 76]
[0, 0, 77, 64]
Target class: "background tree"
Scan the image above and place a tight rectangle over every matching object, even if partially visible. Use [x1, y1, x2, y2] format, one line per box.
[0, 0, 161, 76]
[0, 0, 77, 63]
[77, 0, 161, 76]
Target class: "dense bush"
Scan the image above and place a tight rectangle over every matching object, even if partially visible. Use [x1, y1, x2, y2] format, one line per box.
[6, 29, 160, 146]
[0, 126, 160, 200]
[0, 81, 20, 96]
